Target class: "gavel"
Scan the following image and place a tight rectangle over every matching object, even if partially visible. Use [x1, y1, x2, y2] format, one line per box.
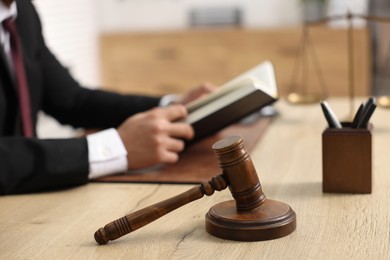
[94, 135, 296, 244]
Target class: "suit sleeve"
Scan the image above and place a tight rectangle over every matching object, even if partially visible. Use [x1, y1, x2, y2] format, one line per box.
[0, 136, 89, 195]
[40, 45, 161, 129]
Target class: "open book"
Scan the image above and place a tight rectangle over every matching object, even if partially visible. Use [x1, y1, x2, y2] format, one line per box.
[186, 60, 278, 143]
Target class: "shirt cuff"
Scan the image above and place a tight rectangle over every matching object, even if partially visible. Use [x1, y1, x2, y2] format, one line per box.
[86, 128, 128, 179]
[159, 94, 183, 107]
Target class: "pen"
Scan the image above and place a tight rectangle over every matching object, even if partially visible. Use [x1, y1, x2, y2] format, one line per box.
[320, 101, 342, 128]
[351, 103, 364, 128]
[356, 97, 377, 128]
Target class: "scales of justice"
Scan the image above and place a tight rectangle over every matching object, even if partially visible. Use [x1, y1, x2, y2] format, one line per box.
[286, 11, 390, 114]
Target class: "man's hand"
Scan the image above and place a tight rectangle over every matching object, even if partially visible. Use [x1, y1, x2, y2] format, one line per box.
[181, 82, 217, 104]
[117, 105, 194, 169]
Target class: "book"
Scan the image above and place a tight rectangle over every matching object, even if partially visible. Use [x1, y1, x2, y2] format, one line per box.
[185, 60, 278, 143]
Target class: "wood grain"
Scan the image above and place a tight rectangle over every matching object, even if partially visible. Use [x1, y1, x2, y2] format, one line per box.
[100, 27, 371, 98]
[1, 98, 390, 259]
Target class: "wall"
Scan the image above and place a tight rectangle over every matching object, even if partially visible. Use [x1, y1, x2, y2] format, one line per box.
[96, 0, 303, 32]
[33, 0, 100, 87]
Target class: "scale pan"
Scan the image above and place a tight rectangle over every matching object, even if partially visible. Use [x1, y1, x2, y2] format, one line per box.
[377, 96, 390, 108]
[286, 92, 325, 104]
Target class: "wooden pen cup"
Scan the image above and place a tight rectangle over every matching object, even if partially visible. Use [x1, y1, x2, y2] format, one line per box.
[322, 123, 373, 194]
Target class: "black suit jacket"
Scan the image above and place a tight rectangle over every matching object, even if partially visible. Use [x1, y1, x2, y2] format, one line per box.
[0, 0, 161, 194]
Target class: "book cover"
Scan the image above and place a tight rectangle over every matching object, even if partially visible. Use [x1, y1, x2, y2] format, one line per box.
[186, 60, 278, 143]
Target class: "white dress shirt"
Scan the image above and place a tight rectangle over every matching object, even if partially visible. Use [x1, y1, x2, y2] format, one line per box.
[86, 128, 128, 179]
[0, 1, 16, 69]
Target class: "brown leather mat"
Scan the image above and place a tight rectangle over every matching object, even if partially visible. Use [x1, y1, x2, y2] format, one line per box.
[94, 116, 272, 184]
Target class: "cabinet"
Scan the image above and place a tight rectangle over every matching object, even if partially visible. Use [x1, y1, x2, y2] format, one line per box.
[100, 27, 371, 97]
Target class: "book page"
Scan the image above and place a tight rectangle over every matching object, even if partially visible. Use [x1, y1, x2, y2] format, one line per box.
[247, 61, 277, 98]
[186, 60, 277, 112]
[220, 60, 277, 96]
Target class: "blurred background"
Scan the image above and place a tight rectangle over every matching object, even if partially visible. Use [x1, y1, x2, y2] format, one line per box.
[32, 0, 390, 136]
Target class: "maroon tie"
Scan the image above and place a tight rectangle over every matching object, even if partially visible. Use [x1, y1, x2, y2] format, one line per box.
[2, 18, 34, 137]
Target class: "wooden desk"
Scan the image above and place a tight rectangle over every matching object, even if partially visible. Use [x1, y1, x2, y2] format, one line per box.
[1, 98, 389, 259]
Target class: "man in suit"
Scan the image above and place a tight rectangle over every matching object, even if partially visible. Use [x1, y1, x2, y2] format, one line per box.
[0, 0, 213, 194]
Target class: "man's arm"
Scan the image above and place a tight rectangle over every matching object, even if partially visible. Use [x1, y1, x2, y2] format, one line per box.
[39, 44, 161, 129]
[0, 136, 89, 195]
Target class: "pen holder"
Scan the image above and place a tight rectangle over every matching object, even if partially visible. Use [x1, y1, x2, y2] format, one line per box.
[322, 123, 372, 194]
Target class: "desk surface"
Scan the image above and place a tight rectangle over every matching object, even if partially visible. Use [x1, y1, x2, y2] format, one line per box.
[1, 98, 390, 259]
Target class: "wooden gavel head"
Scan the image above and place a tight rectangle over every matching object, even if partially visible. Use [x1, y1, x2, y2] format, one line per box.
[212, 135, 266, 211]
[205, 135, 296, 241]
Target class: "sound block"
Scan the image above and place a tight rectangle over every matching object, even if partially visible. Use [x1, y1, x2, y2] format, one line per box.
[205, 199, 296, 241]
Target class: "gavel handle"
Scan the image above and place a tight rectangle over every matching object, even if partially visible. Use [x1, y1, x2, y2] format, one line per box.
[94, 174, 227, 244]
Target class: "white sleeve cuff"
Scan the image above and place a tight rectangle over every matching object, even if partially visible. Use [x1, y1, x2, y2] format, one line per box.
[159, 94, 183, 107]
[86, 128, 128, 179]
